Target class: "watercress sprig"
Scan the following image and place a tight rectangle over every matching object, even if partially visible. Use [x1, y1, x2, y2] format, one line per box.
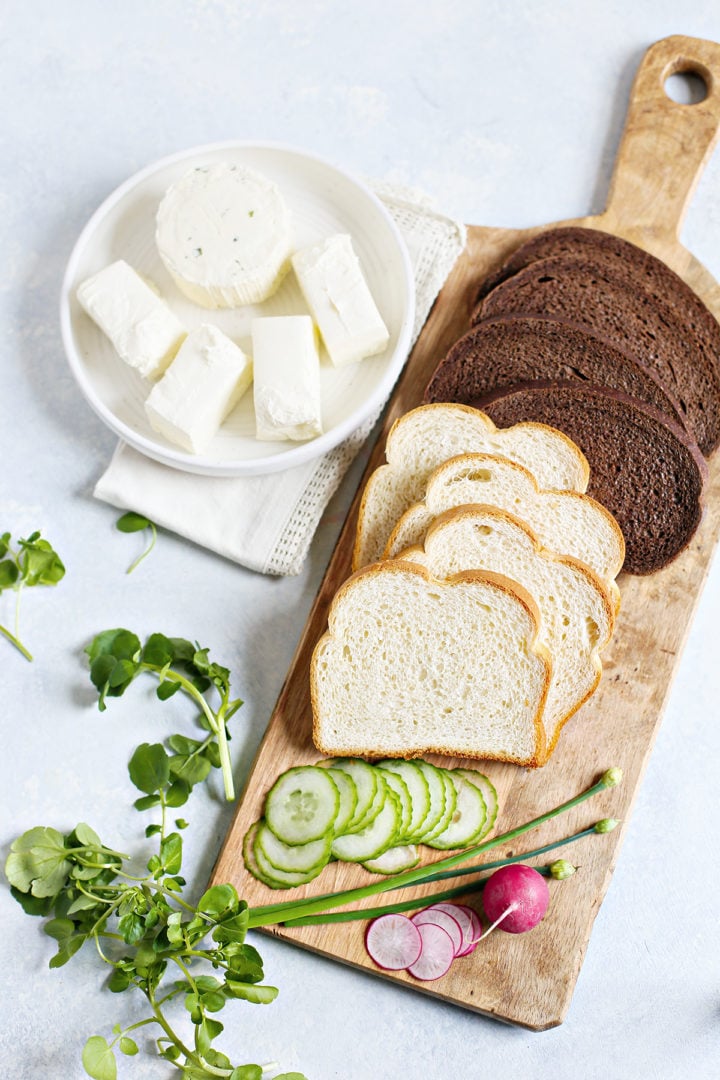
[116, 512, 157, 574]
[0, 530, 65, 660]
[86, 630, 242, 801]
[6, 746, 306, 1080]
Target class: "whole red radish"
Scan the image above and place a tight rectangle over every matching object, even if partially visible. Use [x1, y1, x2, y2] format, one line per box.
[482, 864, 550, 935]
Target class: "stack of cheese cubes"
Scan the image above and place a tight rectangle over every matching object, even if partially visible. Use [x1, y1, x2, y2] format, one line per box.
[77, 162, 390, 454]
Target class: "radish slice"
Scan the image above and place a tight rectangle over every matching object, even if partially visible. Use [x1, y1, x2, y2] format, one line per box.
[455, 907, 483, 956]
[407, 922, 455, 981]
[365, 914, 422, 971]
[427, 902, 477, 956]
[412, 908, 463, 956]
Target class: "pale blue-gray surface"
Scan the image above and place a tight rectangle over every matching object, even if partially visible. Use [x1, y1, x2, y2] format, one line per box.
[2, 2, 719, 1078]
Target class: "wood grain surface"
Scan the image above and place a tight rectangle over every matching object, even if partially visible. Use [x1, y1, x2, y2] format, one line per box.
[211, 35, 720, 1029]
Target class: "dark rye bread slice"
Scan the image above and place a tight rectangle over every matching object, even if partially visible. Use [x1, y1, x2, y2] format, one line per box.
[473, 381, 707, 575]
[473, 228, 720, 386]
[476, 254, 720, 455]
[423, 314, 686, 426]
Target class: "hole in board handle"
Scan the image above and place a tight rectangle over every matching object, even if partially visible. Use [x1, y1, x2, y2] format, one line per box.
[664, 70, 708, 105]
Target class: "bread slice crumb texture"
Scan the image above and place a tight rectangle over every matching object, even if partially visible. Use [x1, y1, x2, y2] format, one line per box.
[311, 561, 550, 767]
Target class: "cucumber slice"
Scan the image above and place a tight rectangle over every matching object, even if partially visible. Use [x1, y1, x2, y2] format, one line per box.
[325, 768, 358, 835]
[362, 844, 420, 875]
[331, 783, 401, 862]
[243, 822, 313, 890]
[418, 769, 458, 843]
[408, 760, 447, 842]
[425, 774, 488, 850]
[319, 758, 377, 832]
[256, 820, 332, 874]
[452, 769, 499, 837]
[376, 760, 431, 841]
[265, 765, 339, 844]
[376, 768, 413, 838]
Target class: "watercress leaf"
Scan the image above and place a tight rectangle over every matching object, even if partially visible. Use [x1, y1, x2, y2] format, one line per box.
[205, 742, 222, 769]
[71, 823, 103, 848]
[168, 637, 195, 663]
[6, 826, 71, 896]
[156, 679, 181, 701]
[67, 894, 103, 915]
[224, 982, 278, 1004]
[159, 1044, 181, 1062]
[273, 1074, 309, 1080]
[108, 967, 132, 993]
[49, 934, 85, 967]
[142, 633, 175, 668]
[169, 753, 211, 786]
[89, 653, 116, 690]
[165, 779, 190, 807]
[194, 975, 222, 993]
[167, 734, 203, 755]
[200, 991, 225, 1013]
[9, 884, 53, 916]
[119, 1036, 139, 1056]
[44, 917, 76, 942]
[230, 1067, 263, 1080]
[145, 824, 162, 838]
[191, 647, 210, 674]
[160, 832, 183, 875]
[182, 1067, 216, 1080]
[108, 659, 137, 689]
[211, 910, 249, 946]
[175, 818, 189, 830]
[0, 532, 9, 557]
[0, 558, 19, 588]
[147, 855, 162, 875]
[19, 535, 65, 587]
[197, 884, 238, 919]
[82, 1035, 117, 1080]
[128, 743, 170, 794]
[86, 628, 141, 665]
[205, 1049, 232, 1069]
[116, 511, 150, 534]
[118, 913, 145, 946]
[134, 794, 161, 811]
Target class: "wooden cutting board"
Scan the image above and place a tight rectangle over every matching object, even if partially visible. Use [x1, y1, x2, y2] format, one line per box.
[211, 35, 720, 1030]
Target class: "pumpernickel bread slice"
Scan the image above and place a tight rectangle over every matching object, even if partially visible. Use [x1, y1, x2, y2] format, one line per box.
[475, 254, 720, 454]
[473, 229, 720, 385]
[424, 314, 685, 427]
[475, 381, 707, 574]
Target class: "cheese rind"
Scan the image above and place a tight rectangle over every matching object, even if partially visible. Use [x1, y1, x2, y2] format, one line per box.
[291, 234, 390, 366]
[251, 316, 322, 442]
[156, 163, 293, 308]
[77, 259, 186, 378]
[144, 324, 252, 453]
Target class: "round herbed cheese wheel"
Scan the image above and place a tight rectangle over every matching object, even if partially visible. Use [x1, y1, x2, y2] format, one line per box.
[156, 162, 292, 308]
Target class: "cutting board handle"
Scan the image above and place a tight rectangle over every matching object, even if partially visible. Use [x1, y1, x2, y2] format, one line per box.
[603, 35, 720, 244]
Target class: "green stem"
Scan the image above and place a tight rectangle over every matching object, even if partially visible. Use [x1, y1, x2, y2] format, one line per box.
[0, 621, 32, 661]
[126, 522, 157, 574]
[282, 828, 595, 926]
[248, 771, 619, 928]
[147, 991, 196, 1067]
[143, 665, 235, 802]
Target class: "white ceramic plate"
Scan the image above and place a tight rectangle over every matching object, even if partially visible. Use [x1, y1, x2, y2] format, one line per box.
[60, 141, 415, 476]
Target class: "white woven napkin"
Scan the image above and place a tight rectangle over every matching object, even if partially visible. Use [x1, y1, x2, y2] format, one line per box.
[94, 185, 466, 575]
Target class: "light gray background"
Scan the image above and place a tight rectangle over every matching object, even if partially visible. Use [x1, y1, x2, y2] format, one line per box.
[2, 2, 719, 1078]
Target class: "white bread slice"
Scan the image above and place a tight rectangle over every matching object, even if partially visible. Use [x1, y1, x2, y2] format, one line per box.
[385, 453, 625, 611]
[311, 560, 552, 767]
[352, 403, 590, 569]
[396, 505, 615, 761]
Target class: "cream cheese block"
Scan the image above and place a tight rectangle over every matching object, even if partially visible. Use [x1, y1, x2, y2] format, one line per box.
[156, 163, 293, 308]
[77, 259, 186, 378]
[291, 234, 390, 366]
[144, 324, 252, 453]
[251, 315, 322, 441]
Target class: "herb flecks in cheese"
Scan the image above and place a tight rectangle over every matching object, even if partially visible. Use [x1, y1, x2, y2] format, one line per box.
[252, 316, 322, 442]
[77, 260, 186, 378]
[156, 163, 293, 308]
[145, 324, 252, 453]
[291, 234, 390, 366]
